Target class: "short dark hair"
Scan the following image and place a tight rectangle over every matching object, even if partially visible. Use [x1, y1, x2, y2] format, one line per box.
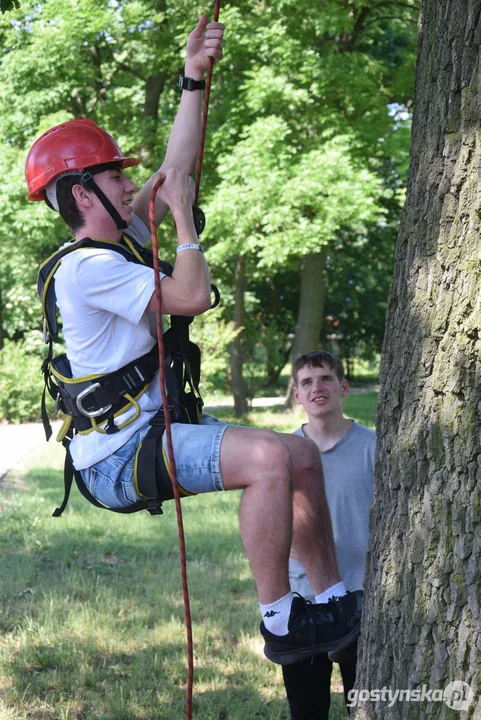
[55, 174, 87, 232]
[54, 162, 123, 232]
[292, 351, 345, 385]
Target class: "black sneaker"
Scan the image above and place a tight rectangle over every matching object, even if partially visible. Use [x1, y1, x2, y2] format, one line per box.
[260, 591, 362, 666]
[328, 636, 359, 663]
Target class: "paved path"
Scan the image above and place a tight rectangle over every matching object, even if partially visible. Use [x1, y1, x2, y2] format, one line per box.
[0, 387, 378, 483]
[0, 421, 61, 483]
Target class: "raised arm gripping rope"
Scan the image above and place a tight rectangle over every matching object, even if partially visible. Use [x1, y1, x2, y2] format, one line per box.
[149, 3, 222, 718]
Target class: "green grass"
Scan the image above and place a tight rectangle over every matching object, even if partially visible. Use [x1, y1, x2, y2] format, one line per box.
[206, 357, 379, 403]
[342, 393, 378, 429]
[0, 398, 377, 720]
[205, 392, 378, 431]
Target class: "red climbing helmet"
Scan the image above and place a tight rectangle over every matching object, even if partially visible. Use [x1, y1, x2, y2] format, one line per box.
[25, 119, 140, 202]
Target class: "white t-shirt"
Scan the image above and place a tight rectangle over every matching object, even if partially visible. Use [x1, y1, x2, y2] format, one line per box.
[54, 214, 162, 470]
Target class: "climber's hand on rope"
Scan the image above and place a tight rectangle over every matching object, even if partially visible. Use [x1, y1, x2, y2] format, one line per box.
[133, 16, 223, 232]
[156, 168, 196, 223]
[148, 167, 210, 317]
[186, 15, 224, 72]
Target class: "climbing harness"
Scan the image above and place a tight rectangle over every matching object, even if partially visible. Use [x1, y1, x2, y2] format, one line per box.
[38, 232, 219, 518]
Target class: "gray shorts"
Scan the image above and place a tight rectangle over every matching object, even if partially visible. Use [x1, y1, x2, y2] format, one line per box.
[80, 414, 229, 509]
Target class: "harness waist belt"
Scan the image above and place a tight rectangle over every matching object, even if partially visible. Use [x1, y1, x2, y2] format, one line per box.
[51, 346, 159, 432]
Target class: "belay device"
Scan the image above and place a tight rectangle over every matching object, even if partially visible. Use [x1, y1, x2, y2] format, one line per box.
[38, 232, 219, 517]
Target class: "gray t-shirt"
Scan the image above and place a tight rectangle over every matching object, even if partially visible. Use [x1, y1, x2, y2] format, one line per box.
[289, 421, 376, 598]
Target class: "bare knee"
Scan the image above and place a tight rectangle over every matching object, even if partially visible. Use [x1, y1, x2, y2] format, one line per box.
[290, 436, 322, 486]
[220, 427, 293, 491]
[291, 435, 321, 473]
[251, 429, 292, 471]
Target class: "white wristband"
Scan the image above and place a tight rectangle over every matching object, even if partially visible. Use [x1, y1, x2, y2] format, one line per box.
[176, 243, 204, 254]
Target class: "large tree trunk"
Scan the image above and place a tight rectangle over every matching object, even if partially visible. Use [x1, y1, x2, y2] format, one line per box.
[229, 255, 248, 416]
[285, 249, 327, 406]
[356, 2, 481, 718]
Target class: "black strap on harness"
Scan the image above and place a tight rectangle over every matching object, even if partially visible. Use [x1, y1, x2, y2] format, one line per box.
[38, 235, 176, 341]
[39, 233, 219, 517]
[55, 441, 164, 517]
[46, 346, 159, 433]
[80, 167, 128, 231]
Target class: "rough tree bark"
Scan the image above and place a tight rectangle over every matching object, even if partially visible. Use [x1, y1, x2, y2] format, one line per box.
[356, 2, 481, 718]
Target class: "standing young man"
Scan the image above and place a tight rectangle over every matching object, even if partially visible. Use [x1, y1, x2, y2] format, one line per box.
[283, 351, 376, 718]
[25, 21, 362, 665]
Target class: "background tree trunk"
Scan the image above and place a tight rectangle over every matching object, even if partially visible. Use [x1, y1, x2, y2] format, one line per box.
[143, 71, 167, 161]
[356, 2, 481, 718]
[286, 249, 327, 406]
[141, 0, 167, 163]
[0, 279, 4, 350]
[229, 255, 248, 416]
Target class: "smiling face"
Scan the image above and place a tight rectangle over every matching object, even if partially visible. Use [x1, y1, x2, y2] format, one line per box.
[89, 166, 137, 227]
[293, 363, 349, 419]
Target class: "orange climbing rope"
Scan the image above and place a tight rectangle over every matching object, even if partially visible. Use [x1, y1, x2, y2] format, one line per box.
[149, 173, 195, 719]
[148, 3, 222, 718]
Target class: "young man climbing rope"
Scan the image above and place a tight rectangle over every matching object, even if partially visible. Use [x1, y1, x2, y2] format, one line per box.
[26, 18, 362, 666]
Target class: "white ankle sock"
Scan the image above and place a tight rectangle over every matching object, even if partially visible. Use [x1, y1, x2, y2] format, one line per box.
[260, 591, 294, 636]
[315, 582, 347, 605]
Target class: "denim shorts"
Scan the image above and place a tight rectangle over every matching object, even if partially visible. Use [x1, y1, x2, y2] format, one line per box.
[80, 414, 228, 509]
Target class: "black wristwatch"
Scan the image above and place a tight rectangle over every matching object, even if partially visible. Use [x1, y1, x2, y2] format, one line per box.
[178, 76, 206, 91]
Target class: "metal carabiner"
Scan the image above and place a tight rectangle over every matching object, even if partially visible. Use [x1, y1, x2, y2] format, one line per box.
[76, 383, 112, 418]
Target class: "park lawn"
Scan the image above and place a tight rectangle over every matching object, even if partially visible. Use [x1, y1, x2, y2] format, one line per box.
[204, 391, 378, 431]
[0, 395, 377, 720]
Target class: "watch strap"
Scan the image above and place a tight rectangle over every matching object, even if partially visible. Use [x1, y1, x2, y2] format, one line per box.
[178, 75, 206, 91]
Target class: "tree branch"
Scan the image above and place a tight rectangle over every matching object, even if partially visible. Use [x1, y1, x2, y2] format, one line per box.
[372, 1, 419, 11]
[343, 5, 372, 50]
[100, 42, 146, 82]
[362, 14, 419, 31]
[110, 57, 145, 82]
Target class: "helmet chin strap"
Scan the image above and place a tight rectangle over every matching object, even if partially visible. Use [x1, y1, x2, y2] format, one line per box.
[81, 170, 128, 230]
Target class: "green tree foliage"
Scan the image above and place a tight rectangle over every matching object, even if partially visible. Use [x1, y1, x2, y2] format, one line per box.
[201, 0, 417, 389]
[207, 123, 384, 266]
[0, 0, 418, 415]
[0, 0, 19, 13]
[324, 221, 397, 358]
[0, 0, 197, 346]
[0, 339, 46, 421]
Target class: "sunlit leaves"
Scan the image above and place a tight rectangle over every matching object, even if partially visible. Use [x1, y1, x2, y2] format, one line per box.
[0, 0, 418, 361]
[206, 125, 384, 267]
